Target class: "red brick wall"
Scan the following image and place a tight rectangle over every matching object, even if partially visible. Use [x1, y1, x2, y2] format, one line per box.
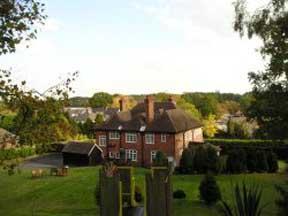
[95, 128, 203, 166]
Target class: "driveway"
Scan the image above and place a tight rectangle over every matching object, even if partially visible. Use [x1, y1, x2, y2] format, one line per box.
[21, 153, 63, 169]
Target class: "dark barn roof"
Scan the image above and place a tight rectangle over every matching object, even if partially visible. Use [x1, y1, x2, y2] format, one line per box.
[95, 102, 202, 133]
[62, 142, 102, 155]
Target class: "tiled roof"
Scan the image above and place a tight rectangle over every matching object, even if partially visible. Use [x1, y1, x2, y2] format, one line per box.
[95, 102, 202, 133]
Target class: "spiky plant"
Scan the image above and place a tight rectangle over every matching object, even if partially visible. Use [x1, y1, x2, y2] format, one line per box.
[219, 182, 266, 216]
[275, 181, 288, 216]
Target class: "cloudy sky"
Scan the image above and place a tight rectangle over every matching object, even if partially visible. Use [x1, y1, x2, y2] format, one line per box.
[0, 0, 267, 96]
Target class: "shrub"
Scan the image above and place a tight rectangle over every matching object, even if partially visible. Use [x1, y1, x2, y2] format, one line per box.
[206, 138, 288, 160]
[194, 146, 208, 174]
[246, 150, 257, 173]
[179, 148, 194, 174]
[226, 149, 246, 173]
[266, 151, 278, 173]
[199, 174, 221, 205]
[0, 146, 35, 163]
[173, 189, 186, 199]
[206, 145, 219, 173]
[255, 150, 268, 173]
[153, 151, 168, 166]
[134, 185, 143, 203]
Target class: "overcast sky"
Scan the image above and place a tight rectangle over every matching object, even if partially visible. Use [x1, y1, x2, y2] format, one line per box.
[0, 0, 267, 96]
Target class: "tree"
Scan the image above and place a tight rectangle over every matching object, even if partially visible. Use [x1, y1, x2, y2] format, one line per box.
[0, 69, 79, 145]
[203, 114, 218, 138]
[95, 114, 104, 125]
[199, 174, 221, 205]
[182, 93, 218, 117]
[89, 92, 113, 108]
[176, 98, 202, 121]
[234, 0, 288, 139]
[79, 118, 94, 138]
[0, 0, 46, 55]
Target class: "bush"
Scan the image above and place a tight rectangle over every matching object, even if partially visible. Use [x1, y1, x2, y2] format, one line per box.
[153, 151, 168, 166]
[226, 149, 247, 173]
[134, 185, 143, 203]
[199, 174, 221, 205]
[255, 150, 268, 172]
[246, 150, 257, 173]
[173, 190, 186, 199]
[206, 138, 288, 160]
[0, 146, 35, 163]
[179, 149, 194, 174]
[179, 144, 220, 174]
[193, 146, 208, 174]
[267, 151, 278, 173]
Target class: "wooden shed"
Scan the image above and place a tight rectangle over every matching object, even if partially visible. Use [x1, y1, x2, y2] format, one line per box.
[62, 142, 103, 166]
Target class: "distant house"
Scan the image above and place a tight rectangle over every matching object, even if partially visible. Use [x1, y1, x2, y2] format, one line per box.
[64, 107, 118, 123]
[0, 128, 17, 149]
[62, 142, 103, 166]
[95, 96, 203, 167]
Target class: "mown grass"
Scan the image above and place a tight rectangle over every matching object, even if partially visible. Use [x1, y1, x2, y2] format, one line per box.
[0, 166, 286, 216]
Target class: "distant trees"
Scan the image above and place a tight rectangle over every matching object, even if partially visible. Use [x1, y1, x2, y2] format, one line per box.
[0, 0, 47, 55]
[203, 114, 218, 138]
[182, 93, 218, 117]
[89, 92, 113, 108]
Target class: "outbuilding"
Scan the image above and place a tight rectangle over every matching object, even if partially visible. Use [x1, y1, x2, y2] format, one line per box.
[62, 142, 103, 166]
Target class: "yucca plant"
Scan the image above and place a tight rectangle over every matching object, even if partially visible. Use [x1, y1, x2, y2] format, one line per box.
[219, 182, 267, 216]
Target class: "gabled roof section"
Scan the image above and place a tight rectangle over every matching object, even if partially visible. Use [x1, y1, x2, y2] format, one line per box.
[62, 142, 101, 155]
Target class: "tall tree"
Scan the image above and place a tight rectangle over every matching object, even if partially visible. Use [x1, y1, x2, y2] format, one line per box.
[0, 69, 79, 145]
[234, 0, 288, 139]
[0, 0, 46, 55]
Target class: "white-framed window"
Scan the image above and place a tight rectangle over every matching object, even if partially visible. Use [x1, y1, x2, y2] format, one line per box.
[125, 133, 137, 143]
[151, 151, 157, 162]
[99, 135, 106, 147]
[145, 133, 154, 144]
[109, 131, 120, 140]
[109, 152, 114, 158]
[115, 152, 120, 159]
[126, 149, 137, 161]
[161, 134, 167, 143]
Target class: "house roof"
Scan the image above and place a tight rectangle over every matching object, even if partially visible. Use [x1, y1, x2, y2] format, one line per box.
[95, 102, 202, 133]
[62, 142, 102, 155]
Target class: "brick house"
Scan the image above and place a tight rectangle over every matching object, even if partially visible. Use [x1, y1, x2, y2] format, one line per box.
[95, 96, 203, 166]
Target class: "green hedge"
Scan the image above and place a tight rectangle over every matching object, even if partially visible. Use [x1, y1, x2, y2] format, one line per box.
[0, 146, 36, 162]
[206, 138, 288, 160]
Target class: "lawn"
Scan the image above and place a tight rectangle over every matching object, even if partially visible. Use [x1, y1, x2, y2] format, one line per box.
[0, 166, 286, 216]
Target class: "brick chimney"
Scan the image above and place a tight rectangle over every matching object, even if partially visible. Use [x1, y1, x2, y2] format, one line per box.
[119, 97, 127, 112]
[145, 95, 154, 124]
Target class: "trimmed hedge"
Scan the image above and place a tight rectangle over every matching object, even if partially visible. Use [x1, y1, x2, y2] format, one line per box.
[0, 146, 36, 162]
[206, 138, 288, 160]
